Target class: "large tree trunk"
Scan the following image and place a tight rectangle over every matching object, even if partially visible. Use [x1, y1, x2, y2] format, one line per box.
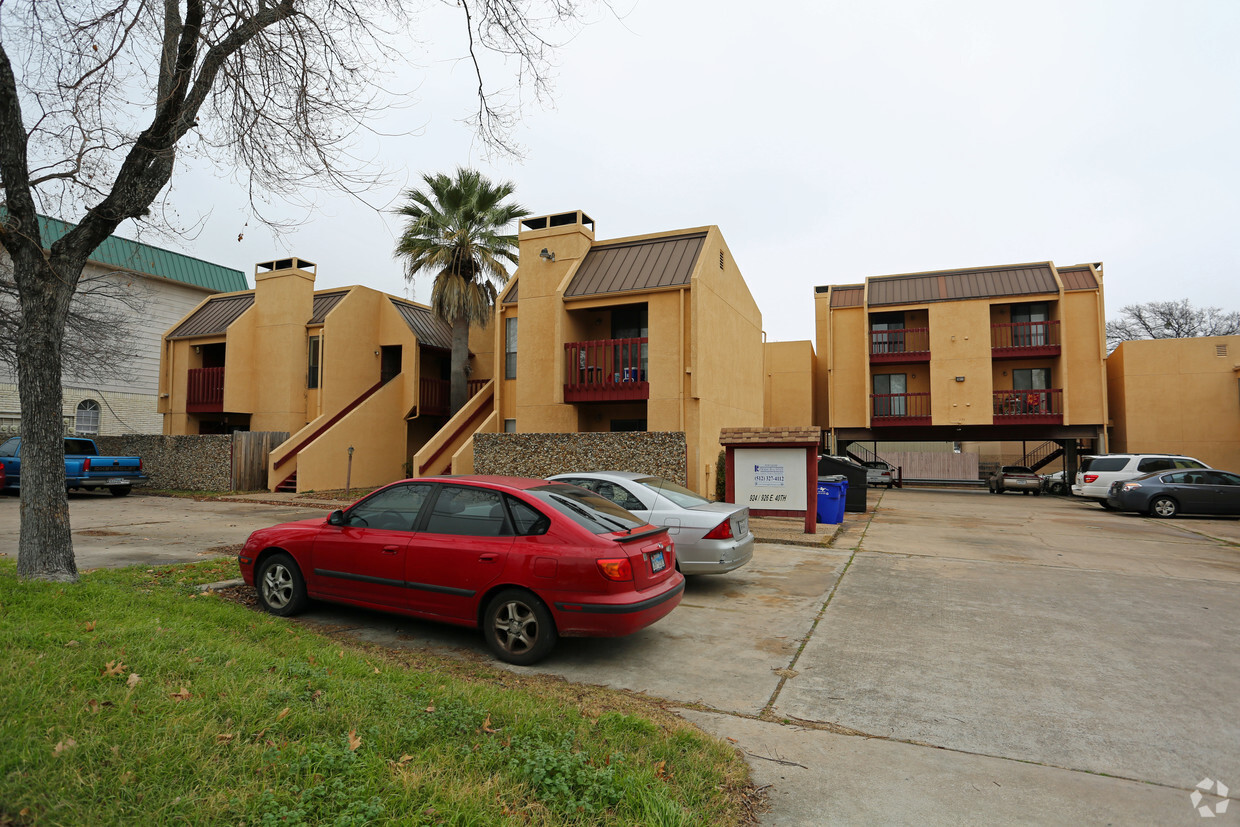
[14, 254, 77, 581]
[449, 312, 471, 415]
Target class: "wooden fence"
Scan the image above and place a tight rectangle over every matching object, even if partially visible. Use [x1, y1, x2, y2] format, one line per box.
[231, 431, 289, 491]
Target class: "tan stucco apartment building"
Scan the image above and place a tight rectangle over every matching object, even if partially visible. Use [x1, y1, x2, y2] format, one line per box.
[476, 211, 765, 494]
[161, 212, 767, 496]
[159, 257, 479, 492]
[1106, 335, 1240, 470]
[814, 261, 1110, 471]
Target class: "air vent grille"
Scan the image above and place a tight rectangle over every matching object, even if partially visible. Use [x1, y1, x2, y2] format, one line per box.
[1218, 344, 1229, 357]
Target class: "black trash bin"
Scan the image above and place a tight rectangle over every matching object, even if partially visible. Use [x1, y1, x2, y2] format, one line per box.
[817, 455, 868, 513]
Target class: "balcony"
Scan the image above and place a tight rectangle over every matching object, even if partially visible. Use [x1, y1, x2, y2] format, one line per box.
[993, 388, 1063, 425]
[564, 337, 649, 403]
[871, 392, 932, 427]
[419, 378, 488, 417]
[186, 366, 224, 413]
[991, 321, 1061, 359]
[869, 328, 930, 364]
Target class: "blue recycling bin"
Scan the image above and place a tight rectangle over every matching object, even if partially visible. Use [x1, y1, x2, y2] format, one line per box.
[816, 476, 848, 524]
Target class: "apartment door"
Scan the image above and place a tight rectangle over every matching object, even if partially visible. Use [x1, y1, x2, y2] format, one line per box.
[872, 373, 906, 417]
[1012, 368, 1051, 413]
[1011, 303, 1049, 347]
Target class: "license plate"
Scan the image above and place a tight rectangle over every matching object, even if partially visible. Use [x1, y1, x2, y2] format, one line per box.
[106, 478, 127, 485]
[650, 551, 666, 573]
[737, 518, 747, 535]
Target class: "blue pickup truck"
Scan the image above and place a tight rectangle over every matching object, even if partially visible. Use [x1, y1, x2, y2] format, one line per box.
[0, 437, 147, 496]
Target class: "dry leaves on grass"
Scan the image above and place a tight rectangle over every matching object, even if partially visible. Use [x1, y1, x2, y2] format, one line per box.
[127, 673, 141, 689]
[101, 661, 126, 677]
[169, 687, 191, 701]
[276, 707, 291, 721]
[347, 730, 362, 751]
[52, 737, 77, 756]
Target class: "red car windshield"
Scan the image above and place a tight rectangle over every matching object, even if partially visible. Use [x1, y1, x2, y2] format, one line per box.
[527, 485, 648, 534]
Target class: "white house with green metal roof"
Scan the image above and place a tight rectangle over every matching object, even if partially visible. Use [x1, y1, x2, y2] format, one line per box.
[0, 216, 248, 435]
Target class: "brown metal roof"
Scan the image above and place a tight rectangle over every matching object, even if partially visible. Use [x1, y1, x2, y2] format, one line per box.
[1058, 266, 1099, 291]
[168, 293, 255, 338]
[565, 232, 706, 298]
[501, 279, 518, 305]
[830, 285, 865, 308]
[867, 264, 1059, 307]
[390, 298, 453, 350]
[309, 290, 350, 324]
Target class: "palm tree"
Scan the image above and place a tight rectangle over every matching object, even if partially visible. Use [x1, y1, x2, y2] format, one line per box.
[394, 168, 529, 414]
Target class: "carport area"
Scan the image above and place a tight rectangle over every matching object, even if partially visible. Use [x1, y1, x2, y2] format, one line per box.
[7, 488, 1238, 823]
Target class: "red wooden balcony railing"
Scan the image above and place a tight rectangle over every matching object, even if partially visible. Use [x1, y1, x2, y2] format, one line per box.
[870, 392, 932, 425]
[564, 337, 650, 402]
[993, 389, 1063, 424]
[419, 378, 489, 417]
[869, 327, 931, 363]
[186, 366, 224, 413]
[991, 321, 1061, 358]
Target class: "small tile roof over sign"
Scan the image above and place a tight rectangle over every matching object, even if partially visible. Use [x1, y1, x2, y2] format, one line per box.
[720, 427, 821, 445]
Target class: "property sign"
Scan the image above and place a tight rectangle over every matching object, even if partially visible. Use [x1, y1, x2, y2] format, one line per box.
[733, 448, 807, 511]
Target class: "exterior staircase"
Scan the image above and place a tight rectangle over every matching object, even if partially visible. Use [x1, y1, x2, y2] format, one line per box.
[1020, 440, 1064, 471]
[274, 472, 297, 493]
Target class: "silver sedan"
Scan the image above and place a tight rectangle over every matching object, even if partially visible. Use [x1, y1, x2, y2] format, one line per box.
[547, 471, 754, 575]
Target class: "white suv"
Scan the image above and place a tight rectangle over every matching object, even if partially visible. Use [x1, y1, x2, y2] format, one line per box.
[1073, 454, 1210, 507]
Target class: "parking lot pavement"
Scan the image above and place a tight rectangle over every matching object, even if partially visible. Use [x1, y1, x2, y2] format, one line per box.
[11, 487, 1238, 823]
[0, 491, 325, 570]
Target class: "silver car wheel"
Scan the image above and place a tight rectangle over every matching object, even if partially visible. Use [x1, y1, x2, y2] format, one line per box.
[1150, 496, 1178, 518]
[261, 563, 295, 609]
[484, 588, 557, 665]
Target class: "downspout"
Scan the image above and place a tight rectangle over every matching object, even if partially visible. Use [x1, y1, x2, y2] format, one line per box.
[679, 288, 685, 433]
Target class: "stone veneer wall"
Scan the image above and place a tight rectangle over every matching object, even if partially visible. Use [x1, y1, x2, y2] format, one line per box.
[473, 432, 688, 485]
[94, 434, 232, 491]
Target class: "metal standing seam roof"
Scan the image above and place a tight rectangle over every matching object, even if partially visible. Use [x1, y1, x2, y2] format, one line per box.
[564, 232, 707, 298]
[866, 264, 1060, 307]
[389, 298, 454, 350]
[309, 290, 350, 324]
[167, 293, 256, 338]
[1057, 266, 1100, 291]
[36, 214, 247, 292]
[501, 279, 518, 305]
[830, 285, 865, 308]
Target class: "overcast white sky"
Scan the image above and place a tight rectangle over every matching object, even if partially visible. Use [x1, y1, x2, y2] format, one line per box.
[163, 0, 1240, 344]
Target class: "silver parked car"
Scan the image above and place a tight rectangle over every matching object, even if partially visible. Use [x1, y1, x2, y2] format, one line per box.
[547, 471, 754, 575]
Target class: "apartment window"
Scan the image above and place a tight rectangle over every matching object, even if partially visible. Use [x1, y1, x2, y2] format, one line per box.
[505, 317, 518, 379]
[307, 336, 322, 389]
[75, 400, 101, 434]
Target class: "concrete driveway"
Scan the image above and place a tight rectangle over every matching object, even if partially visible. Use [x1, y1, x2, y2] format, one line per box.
[8, 488, 1238, 824]
[0, 491, 325, 570]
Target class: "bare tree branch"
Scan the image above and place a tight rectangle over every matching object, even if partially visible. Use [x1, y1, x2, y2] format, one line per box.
[1106, 299, 1240, 351]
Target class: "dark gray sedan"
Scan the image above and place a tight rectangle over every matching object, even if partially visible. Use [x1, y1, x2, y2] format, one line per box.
[1106, 469, 1240, 518]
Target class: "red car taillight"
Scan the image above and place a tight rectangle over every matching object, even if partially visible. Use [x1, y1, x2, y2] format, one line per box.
[596, 558, 633, 582]
[703, 519, 734, 540]
[1084, 474, 1099, 483]
[82, 458, 91, 472]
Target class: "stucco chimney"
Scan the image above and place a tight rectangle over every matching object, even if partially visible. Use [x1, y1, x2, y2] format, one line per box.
[516, 211, 595, 301]
[251, 257, 316, 431]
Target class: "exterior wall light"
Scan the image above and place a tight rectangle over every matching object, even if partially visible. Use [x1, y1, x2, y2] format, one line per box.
[539, 248, 555, 261]
[955, 376, 965, 382]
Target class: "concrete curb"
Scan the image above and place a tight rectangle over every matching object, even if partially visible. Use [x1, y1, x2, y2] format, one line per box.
[196, 578, 244, 592]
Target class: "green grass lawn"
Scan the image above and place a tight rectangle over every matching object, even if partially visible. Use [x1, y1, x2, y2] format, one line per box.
[0, 558, 755, 825]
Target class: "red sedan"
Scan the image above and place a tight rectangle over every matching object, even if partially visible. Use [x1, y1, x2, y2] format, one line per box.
[239, 476, 683, 664]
